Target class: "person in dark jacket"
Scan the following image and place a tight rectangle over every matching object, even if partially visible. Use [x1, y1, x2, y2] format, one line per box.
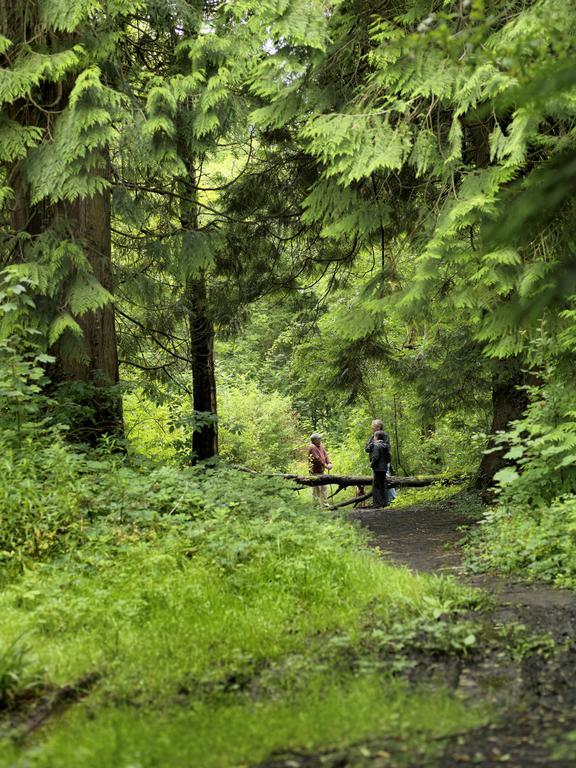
[370, 430, 391, 508]
[365, 419, 396, 503]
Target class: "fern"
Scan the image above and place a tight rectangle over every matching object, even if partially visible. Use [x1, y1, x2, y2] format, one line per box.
[0, 118, 43, 163]
[40, 0, 101, 32]
[48, 313, 84, 346]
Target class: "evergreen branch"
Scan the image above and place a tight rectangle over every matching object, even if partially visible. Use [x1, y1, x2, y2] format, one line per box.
[115, 180, 300, 224]
[115, 307, 189, 346]
[119, 359, 176, 372]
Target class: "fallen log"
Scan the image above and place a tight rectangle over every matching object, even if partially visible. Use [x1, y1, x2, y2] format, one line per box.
[278, 473, 467, 488]
[332, 491, 373, 509]
[232, 465, 467, 490]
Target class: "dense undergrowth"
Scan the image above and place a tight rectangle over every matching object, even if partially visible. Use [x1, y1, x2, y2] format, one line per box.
[0, 431, 490, 767]
[467, 336, 576, 588]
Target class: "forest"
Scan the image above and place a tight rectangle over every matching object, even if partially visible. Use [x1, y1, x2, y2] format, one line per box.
[1, 0, 576, 766]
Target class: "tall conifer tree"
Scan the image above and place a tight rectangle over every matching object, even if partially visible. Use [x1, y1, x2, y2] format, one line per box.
[0, 0, 134, 438]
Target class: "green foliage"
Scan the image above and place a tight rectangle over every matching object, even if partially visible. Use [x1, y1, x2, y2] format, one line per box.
[0, 639, 39, 708]
[218, 379, 304, 471]
[24, 66, 126, 204]
[0, 49, 81, 105]
[493, 377, 576, 506]
[301, 115, 413, 184]
[469, 321, 576, 586]
[243, 0, 576, 364]
[124, 380, 305, 472]
[3, 15, 576, 750]
[391, 484, 473, 511]
[471, 494, 576, 588]
[301, 179, 384, 239]
[9, 237, 113, 362]
[0, 434, 88, 567]
[0, 430, 487, 765]
[0, 1, 139, 377]
[0, 117, 43, 164]
[0, 271, 54, 436]
[40, 0, 102, 32]
[123, 388, 178, 462]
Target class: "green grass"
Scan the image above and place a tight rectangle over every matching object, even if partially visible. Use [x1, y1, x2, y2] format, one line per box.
[0, 453, 489, 766]
[0, 675, 487, 768]
[392, 483, 467, 509]
[0, 532, 476, 698]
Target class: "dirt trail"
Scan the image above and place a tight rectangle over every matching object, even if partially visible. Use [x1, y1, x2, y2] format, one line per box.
[350, 502, 469, 574]
[350, 501, 576, 612]
[350, 499, 576, 768]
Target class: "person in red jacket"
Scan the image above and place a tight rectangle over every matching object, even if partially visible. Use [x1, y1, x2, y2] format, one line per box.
[307, 433, 332, 508]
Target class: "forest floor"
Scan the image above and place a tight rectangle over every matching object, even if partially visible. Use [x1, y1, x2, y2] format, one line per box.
[3, 478, 576, 768]
[259, 494, 576, 768]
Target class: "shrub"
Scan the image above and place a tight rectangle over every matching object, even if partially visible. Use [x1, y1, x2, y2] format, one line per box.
[124, 380, 305, 471]
[0, 270, 54, 440]
[0, 639, 40, 707]
[218, 379, 304, 471]
[123, 388, 178, 462]
[0, 433, 89, 569]
[469, 328, 576, 586]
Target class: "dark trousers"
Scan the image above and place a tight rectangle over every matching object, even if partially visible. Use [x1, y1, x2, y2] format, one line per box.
[372, 471, 389, 508]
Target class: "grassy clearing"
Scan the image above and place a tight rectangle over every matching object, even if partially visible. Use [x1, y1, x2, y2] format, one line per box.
[0, 447, 489, 766]
[0, 527, 477, 697]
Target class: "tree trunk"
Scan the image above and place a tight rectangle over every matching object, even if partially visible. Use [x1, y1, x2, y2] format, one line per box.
[475, 358, 529, 489]
[392, 394, 407, 474]
[177, 140, 219, 464]
[50, 178, 123, 441]
[235, 468, 468, 488]
[187, 275, 218, 462]
[16, 181, 123, 442]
